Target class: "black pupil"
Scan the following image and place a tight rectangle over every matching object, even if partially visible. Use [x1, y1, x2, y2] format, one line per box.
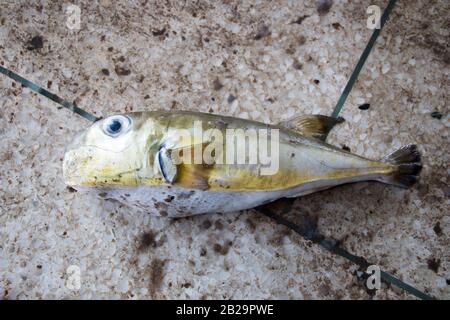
[108, 119, 122, 133]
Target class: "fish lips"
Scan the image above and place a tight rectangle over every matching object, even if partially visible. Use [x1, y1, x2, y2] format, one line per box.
[63, 146, 94, 187]
[63, 131, 99, 186]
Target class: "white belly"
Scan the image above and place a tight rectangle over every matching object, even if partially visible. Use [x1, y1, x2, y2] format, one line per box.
[74, 185, 287, 217]
[74, 173, 373, 217]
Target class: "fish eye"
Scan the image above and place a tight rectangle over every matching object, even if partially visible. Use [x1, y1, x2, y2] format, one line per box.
[102, 115, 131, 137]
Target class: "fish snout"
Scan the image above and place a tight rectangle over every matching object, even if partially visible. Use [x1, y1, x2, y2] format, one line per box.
[62, 132, 90, 186]
[65, 130, 86, 153]
[62, 149, 84, 186]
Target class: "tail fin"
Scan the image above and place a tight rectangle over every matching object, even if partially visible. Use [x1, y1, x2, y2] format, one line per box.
[381, 144, 422, 188]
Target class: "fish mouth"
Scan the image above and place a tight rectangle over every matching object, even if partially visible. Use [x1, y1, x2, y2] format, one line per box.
[63, 131, 86, 186]
[63, 130, 106, 186]
[63, 145, 111, 187]
[63, 149, 88, 186]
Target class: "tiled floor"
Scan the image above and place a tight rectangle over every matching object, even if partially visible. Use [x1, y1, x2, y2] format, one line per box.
[0, 0, 448, 299]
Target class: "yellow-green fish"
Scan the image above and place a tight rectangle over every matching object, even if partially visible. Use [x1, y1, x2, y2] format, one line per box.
[63, 111, 422, 217]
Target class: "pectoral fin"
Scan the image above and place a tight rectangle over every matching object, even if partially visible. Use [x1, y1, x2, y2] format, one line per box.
[279, 115, 344, 140]
[176, 163, 211, 190]
[156, 143, 211, 190]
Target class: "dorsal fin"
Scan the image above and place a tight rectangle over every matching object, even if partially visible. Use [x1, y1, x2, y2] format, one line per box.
[278, 115, 344, 141]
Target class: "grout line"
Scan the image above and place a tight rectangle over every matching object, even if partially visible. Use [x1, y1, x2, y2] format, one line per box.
[0, 65, 100, 122]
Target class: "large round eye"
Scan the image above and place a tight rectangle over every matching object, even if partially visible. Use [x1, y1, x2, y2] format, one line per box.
[102, 115, 131, 137]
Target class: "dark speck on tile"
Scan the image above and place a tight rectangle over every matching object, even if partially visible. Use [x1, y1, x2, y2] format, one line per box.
[212, 78, 223, 91]
[433, 222, 442, 236]
[27, 35, 44, 50]
[227, 94, 236, 104]
[138, 230, 157, 251]
[149, 258, 166, 296]
[201, 219, 212, 229]
[427, 258, 440, 273]
[358, 103, 370, 110]
[316, 0, 333, 16]
[292, 59, 303, 70]
[332, 22, 342, 30]
[292, 15, 310, 25]
[66, 186, 77, 193]
[213, 241, 232, 255]
[430, 111, 443, 119]
[254, 25, 271, 40]
[214, 220, 224, 230]
[152, 27, 166, 37]
[115, 65, 131, 76]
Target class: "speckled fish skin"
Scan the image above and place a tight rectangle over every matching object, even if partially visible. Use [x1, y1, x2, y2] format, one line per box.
[63, 111, 421, 217]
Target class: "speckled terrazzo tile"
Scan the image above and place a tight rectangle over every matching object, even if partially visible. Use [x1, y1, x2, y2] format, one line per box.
[0, 0, 449, 299]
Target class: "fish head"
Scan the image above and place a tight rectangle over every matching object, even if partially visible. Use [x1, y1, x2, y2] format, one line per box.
[63, 112, 162, 188]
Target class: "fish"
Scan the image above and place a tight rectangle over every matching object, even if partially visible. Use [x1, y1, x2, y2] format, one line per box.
[63, 110, 422, 217]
